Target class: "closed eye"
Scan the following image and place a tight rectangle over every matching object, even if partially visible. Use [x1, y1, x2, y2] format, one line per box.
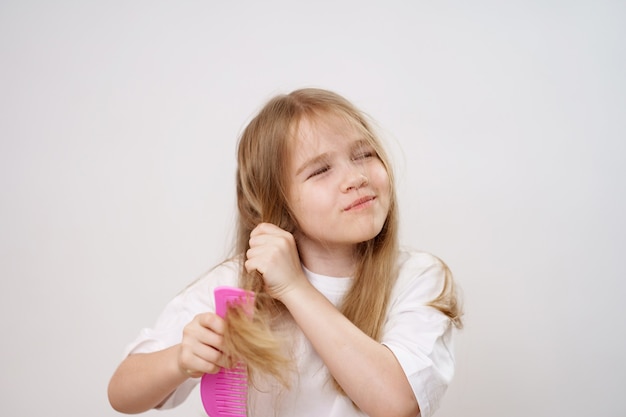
[307, 165, 331, 179]
[353, 150, 376, 161]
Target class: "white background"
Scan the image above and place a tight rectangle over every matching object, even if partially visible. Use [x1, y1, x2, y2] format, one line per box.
[1, 1, 624, 416]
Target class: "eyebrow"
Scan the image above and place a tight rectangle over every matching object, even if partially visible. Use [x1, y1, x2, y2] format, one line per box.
[350, 139, 373, 152]
[295, 153, 330, 176]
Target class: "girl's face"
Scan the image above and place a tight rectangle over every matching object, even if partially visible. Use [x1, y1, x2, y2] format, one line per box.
[287, 114, 391, 257]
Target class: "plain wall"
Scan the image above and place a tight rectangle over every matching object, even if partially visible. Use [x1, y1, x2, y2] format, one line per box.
[1, 1, 624, 416]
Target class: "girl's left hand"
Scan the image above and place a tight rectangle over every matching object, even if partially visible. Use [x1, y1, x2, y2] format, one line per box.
[244, 222, 307, 301]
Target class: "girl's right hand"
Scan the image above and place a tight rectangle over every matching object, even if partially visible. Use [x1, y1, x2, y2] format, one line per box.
[177, 312, 228, 378]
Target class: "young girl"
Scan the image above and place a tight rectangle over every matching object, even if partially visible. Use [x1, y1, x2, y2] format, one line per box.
[108, 88, 462, 417]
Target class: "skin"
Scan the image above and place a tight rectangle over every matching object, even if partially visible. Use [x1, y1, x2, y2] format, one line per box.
[108, 115, 419, 417]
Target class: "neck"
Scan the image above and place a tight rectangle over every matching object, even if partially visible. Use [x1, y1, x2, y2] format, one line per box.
[295, 236, 357, 277]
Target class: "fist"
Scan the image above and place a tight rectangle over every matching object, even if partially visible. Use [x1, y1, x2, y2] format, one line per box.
[244, 223, 306, 300]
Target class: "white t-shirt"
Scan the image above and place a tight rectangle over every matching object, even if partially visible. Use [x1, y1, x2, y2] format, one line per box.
[124, 250, 456, 417]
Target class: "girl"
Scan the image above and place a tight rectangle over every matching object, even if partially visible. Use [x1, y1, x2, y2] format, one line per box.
[108, 88, 463, 417]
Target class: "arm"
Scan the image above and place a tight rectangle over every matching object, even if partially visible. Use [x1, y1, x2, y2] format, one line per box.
[245, 223, 419, 417]
[281, 280, 419, 417]
[108, 312, 227, 414]
[108, 345, 187, 414]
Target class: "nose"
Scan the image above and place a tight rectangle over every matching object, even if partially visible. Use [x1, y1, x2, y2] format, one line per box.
[342, 168, 368, 192]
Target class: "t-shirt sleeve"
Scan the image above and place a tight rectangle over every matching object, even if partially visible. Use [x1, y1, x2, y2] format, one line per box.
[121, 262, 239, 409]
[381, 252, 457, 417]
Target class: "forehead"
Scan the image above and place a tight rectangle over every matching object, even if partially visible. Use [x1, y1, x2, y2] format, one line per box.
[291, 112, 367, 154]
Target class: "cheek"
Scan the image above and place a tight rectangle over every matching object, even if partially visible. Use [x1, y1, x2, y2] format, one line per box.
[288, 189, 316, 222]
[371, 164, 391, 194]
[290, 187, 332, 228]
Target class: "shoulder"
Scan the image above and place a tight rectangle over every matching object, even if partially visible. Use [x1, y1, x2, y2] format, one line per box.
[397, 249, 445, 273]
[392, 249, 448, 304]
[190, 258, 241, 286]
[163, 258, 241, 317]
[182, 258, 241, 298]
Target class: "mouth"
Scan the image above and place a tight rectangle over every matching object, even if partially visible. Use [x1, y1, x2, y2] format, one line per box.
[344, 196, 376, 211]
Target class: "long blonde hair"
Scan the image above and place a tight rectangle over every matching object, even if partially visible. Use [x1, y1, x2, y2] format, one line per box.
[223, 88, 462, 391]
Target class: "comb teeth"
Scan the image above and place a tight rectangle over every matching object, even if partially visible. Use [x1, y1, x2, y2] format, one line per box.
[201, 364, 248, 416]
[214, 365, 247, 412]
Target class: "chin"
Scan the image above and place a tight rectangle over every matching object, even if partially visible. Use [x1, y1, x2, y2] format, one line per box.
[353, 225, 385, 244]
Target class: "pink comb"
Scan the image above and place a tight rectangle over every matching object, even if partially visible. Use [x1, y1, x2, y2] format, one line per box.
[200, 286, 255, 417]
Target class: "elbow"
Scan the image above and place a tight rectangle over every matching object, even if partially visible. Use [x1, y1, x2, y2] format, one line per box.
[107, 389, 125, 414]
[107, 383, 130, 414]
[365, 392, 419, 417]
[403, 399, 420, 417]
[108, 396, 143, 415]
[108, 400, 127, 414]
[390, 399, 420, 417]
[107, 377, 143, 415]
[386, 383, 420, 417]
